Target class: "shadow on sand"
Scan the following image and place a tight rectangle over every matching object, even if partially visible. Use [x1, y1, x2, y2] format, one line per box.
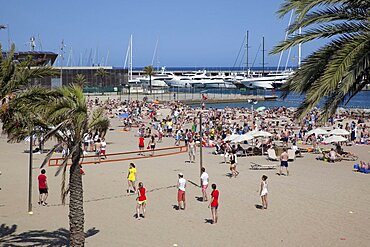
[255, 204, 264, 210]
[195, 196, 204, 202]
[0, 223, 99, 246]
[204, 219, 214, 224]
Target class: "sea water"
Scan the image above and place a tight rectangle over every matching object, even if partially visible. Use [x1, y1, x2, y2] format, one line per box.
[204, 90, 370, 110]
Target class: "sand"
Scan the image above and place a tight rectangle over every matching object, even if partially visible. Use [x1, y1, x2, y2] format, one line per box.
[1, 111, 370, 247]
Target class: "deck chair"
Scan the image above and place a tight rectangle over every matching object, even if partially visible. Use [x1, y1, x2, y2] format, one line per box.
[288, 149, 296, 161]
[267, 149, 278, 161]
[246, 147, 254, 156]
[250, 162, 277, 170]
[236, 149, 246, 157]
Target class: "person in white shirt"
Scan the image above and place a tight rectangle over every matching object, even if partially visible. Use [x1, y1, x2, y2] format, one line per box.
[177, 173, 186, 210]
[100, 138, 107, 159]
[200, 167, 209, 202]
[291, 142, 301, 157]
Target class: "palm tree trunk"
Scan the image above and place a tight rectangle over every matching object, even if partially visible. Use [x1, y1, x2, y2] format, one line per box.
[69, 148, 85, 246]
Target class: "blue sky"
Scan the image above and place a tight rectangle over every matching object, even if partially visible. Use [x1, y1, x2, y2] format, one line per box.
[0, 0, 317, 68]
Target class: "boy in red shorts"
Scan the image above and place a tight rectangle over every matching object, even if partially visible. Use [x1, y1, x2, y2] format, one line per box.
[38, 169, 48, 206]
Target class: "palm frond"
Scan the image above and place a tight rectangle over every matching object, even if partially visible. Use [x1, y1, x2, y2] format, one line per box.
[88, 107, 110, 134]
[272, 22, 366, 54]
[287, 6, 369, 34]
[40, 142, 63, 168]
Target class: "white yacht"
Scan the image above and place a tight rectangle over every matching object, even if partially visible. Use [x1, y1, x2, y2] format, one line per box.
[165, 73, 195, 88]
[266, 70, 294, 88]
[165, 70, 237, 89]
[240, 70, 293, 90]
[240, 76, 274, 89]
[137, 67, 173, 87]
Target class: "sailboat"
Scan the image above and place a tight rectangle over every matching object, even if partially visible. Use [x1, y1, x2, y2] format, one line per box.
[241, 37, 275, 89]
[124, 35, 140, 85]
[241, 13, 300, 90]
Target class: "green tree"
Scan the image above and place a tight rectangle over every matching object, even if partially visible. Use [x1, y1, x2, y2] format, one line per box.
[0, 44, 58, 114]
[95, 67, 108, 88]
[73, 74, 88, 88]
[4, 85, 109, 246]
[271, 0, 370, 121]
[0, 43, 59, 148]
[143, 65, 155, 95]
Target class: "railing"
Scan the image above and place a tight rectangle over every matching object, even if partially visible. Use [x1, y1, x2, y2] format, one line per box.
[48, 145, 188, 167]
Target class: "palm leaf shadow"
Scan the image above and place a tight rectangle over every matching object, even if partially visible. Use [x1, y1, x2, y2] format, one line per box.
[0, 224, 99, 246]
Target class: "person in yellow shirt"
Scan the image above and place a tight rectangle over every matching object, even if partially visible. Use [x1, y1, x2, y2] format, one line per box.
[127, 163, 137, 193]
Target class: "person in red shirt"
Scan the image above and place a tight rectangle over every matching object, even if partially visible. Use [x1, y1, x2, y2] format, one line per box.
[136, 182, 147, 219]
[138, 136, 145, 155]
[208, 183, 219, 224]
[38, 169, 48, 206]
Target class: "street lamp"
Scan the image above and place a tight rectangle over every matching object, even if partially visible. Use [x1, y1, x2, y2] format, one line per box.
[199, 90, 208, 183]
[28, 130, 34, 215]
[125, 84, 131, 102]
[248, 99, 258, 121]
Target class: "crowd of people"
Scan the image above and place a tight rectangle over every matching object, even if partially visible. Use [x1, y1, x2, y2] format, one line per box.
[125, 162, 221, 223]
[35, 96, 368, 222]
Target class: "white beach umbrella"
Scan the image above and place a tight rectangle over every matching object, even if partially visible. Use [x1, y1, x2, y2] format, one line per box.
[306, 128, 328, 137]
[328, 129, 350, 136]
[323, 135, 347, 144]
[252, 130, 272, 138]
[231, 133, 254, 143]
[251, 130, 272, 155]
[223, 134, 239, 142]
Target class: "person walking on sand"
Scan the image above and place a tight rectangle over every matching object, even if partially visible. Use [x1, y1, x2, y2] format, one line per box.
[148, 135, 156, 156]
[280, 148, 289, 176]
[200, 167, 209, 202]
[188, 138, 196, 163]
[94, 139, 102, 163]
[100, 137, 107, 159]
[138, 135, 145, 155]
[208, 184, 219, 224]
[260, 175, 268, 209]
[127, 163, 137, 193]
[136, 182, 147, 219]
[229, 150, 239, 178]
[177, 173, 186, 210]
[38, 169, 48, 206]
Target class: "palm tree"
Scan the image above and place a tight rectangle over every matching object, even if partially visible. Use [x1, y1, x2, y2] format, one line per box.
[95, 67, 108, 88]
[0, 43, 59, 112]
[4, 85, 109, 246]
[0, 43, 59, 153]
[271, 0, 370, 121]
[143, 65, 155, 95]
[73, 74, 88, 88]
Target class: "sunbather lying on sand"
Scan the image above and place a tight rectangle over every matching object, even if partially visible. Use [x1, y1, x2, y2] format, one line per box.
[360, 161, 370, 170]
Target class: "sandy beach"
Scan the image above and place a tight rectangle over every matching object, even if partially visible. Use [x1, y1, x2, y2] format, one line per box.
[1, 104, 370, 247]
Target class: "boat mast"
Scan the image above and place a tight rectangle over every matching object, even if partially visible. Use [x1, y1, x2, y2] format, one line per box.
[105, 49, 110, 66]
[60, 40, 65, 85]
[130, 35, 133, 80]
[277, 10, 294, 73]
[124, 34, 133, 81]
[151, 38, 159, 68]
[246, 30, 249, 74]
[262, 36, 265, 75]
